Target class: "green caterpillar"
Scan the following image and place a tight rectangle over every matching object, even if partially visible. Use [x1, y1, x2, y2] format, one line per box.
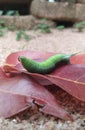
[18, 53, 73, 74]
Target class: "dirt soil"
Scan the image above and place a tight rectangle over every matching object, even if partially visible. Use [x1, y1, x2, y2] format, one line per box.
[0, 28, 85, 130]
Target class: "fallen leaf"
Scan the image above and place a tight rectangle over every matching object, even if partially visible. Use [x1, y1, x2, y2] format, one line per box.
[46, 64, 85, 101]
[4, 50, 85, 101]
[0, 68, 72, 120]
[0, 90, 29, 118]
[3, 50, 85, 120]
[70, 53, 85, 64]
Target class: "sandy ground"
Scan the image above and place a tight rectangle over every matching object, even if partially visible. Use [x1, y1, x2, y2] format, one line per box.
[0, 28, 85, 130]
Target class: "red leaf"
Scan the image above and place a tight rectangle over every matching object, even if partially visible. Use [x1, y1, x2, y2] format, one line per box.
[3, 64, 52, 86]
[22, 64, 85, 102]
[70, 54, 85, 64]
[0, 68, 72, 120]
[4, 50, 85, 120]
[46, 64, 85, 101]
[26, 64, 85, 101]
[0, 90, 29, 118]
[5, 50, 85, 101]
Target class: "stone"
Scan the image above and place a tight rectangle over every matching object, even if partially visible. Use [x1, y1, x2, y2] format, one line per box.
[76, 3, 85, 21]
[0, 15, 35, 29]
[0, 15, 55, 29]
[30, 0, 85, 22]
[60, 0, 76, 3]
[77, 0, 85, 3]
[30, 0, 76, 21]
